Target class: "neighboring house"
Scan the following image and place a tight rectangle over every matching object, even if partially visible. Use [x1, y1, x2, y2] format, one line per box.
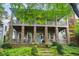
[0, 26, 3, 37]
[0, 24, 3, 45]
[0, 16, 10, 44]
[2, 19, 10, 36]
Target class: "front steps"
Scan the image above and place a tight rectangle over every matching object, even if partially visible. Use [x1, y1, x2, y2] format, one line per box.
[38, 47, 57, 56]
[38, 48, 53, 56]
[10, 43, 49, 48]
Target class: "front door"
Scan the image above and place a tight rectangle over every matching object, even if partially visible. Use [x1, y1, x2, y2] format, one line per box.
[26, 32, 32, 44]
[37, 33, 44, 44]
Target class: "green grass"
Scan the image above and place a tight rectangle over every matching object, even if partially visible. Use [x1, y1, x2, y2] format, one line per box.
[0, 47, 32, 56]
[0, 46, 79, 56]
[63, 46, 79, 56]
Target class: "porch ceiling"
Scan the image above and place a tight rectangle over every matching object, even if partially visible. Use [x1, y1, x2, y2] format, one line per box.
[13, 26, 66, 32]
[13, 26, 21, 32]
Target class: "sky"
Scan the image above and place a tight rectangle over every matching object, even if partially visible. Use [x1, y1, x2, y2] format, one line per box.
[2, 3, 27, 16]
[2, 3, 12, 16]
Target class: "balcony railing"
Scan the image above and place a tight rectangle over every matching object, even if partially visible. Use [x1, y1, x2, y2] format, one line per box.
[12, 20, 68, 27]
[57, 20, 67, 27]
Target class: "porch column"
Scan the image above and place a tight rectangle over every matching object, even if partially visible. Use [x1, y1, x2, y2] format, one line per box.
[21, 26, 25, 43]
[66, 27, 70, 44]
[17, 32, 20, 43]
[8, 15, 13, 43]
[66, 18, 70, 44]
[33, 26, 36, 44]
[45, 26, 48, 44]
[55, 27, 59, 42]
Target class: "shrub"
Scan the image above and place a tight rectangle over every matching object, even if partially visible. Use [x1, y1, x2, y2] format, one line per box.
[1, 43, 12, 49]
[31, 45, 38, 56]
[0, 51, 5, 56]
[68, 43, 77, 47]
[71, 52, 79, 56]
[51, 42, 58, 46]
[45, 44, 51, 48]
[56, 43, 64, 55]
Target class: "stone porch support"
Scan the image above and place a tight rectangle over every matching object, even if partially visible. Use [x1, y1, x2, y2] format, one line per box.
[8, 15, 13, 43]
[66, 27, 70, 44]
[21, 26, 25, 43]
[55, 27, 59, 42]
[66, 18, 70, 44]
[45, 26, 48, 44]
[33, 26, 36, 44]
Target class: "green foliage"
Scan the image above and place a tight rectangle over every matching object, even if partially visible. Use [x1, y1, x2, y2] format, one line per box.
[56, 43, 64, 55]
[0, 46, 79, 56]
[31, 45, 38, 56]
[0, 47, 31, 56]
[75, 20, 79, 36]
[0, 4, 4, 24]
[0, 51, 5, 56]
[0, 4, 4, 14]
[63, 46, 79, 56]
[0, 38, 3, 47]
[75, 20, 79, 46]
[68, 43, 77, 47]
[10, 3, 73, 24]
[51, 42, 58, 46]
[51, 42, 64, 55]
[1, 43, 12, 49]
[45, 44, 51, 48]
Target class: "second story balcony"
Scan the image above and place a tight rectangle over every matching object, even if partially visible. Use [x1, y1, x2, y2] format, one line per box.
[12, 19, 68, 27]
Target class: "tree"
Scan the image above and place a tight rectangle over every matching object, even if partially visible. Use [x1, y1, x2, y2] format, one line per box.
[10, 3, 74, 24]
[0, 3, 4, 25]
[75, 19, 79, 45]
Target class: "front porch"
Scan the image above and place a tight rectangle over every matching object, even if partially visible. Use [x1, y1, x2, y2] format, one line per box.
[9, 25, 69, 45]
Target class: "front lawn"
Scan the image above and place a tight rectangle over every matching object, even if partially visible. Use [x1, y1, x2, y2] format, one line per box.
[0, 46, 79, 56]
[0, 47, 32, 56]
[63, 46, 79, 56]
